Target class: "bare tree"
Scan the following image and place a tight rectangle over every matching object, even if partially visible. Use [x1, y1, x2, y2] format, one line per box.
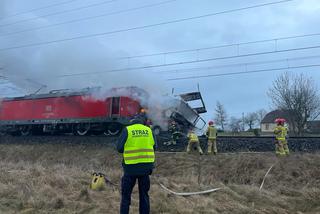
[268, 72, 320, 135]
[244, 112, 258, 130]
[256, 109, 267, 124]
[228, 117, 241, 133]
[214, 101, 228, 131]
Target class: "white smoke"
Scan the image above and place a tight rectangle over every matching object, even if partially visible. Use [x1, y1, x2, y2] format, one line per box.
[86, 86, 178, 130]
[0, 1, 179, 129]
[146, 94, 179, 130]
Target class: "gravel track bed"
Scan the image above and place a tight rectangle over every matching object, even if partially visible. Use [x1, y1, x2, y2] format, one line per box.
[1, 135, 320, 153]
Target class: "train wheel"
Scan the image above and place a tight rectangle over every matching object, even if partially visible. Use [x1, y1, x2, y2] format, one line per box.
[75, 124, 90, 136]
[108, 129, 120, 136]
[107, 123, 122, 136]
[20, 126, 32, 136]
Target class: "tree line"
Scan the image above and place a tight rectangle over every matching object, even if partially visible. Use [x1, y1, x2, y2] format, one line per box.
[214, 101, 267, 133]
[213, 72, 320, 135]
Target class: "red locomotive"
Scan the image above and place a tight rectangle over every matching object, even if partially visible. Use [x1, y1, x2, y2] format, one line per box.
[0, 87, 206, 136]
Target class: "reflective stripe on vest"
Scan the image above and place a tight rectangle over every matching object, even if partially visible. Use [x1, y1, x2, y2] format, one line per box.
[124, 124, 155, 165]
[189, 133, 199, 142]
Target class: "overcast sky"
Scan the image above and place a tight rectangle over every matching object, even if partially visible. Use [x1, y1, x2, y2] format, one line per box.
[0, 0, 320, 123]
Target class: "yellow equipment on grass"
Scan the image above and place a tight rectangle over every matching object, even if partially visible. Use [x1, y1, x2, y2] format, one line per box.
[90, 172, 106, 190]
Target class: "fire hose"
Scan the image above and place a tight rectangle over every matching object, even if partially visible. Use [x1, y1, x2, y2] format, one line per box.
[153, 176, 223, 196]
[158, 183, 222, 196]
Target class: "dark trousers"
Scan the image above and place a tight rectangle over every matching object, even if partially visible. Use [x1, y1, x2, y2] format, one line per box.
[120, 174, 150, 214]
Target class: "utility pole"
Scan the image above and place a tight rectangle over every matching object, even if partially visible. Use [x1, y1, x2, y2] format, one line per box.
[242, 112, 245, 131]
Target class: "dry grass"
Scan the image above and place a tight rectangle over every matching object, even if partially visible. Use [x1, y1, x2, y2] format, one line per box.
[0, 143, 319, 214]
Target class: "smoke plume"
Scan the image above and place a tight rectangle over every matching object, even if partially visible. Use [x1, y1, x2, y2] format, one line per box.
[0, 1, 178, 130]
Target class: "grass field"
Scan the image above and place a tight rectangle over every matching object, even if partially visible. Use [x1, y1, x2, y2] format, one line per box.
[0, 142, 319, 214]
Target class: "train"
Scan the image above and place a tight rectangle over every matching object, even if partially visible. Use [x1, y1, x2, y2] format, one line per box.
[0, 87, 206, 136]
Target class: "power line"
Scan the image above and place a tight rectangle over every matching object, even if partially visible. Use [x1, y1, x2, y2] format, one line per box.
[0, 0, 118, 28]
[0, 0, 177, 38]
[0, 0, 80, 21]
[57, 44, 320, 77]
[154, 55, 320, 74]
[0, 0, 294, 51]
[2, 65, 318, 96]
[117, 33, 320, 60]
[166, 64, 320, 81]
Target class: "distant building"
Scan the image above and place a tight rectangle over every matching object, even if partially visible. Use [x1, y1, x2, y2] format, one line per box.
[260, 110, 293, 135]
[261, 109, 320, 135]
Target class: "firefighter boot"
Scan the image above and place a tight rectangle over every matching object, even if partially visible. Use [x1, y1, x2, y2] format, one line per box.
[186, 141, 192, 153]
[213, 139, 218, 155]
[207, 140, 212, 154]
[283, 141, 290, 155]
[197, 142, 204, 155]
[275, 140, 286, 156]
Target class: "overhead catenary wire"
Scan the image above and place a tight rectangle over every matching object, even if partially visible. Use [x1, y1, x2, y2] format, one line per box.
[0, 0, 295, 51]
[154, 55, 320, 75]
[1, 44, 318, 83]
[117, 32, 320, 60]
[0, 0, 80, 21]
[166, 64, 320, 81]
[0, 0, 119, 28]
[0, 0, 178, 38]
[6, 64, 318, 95]
[2, 55, 318, 87]
[57, 44, 320, 77]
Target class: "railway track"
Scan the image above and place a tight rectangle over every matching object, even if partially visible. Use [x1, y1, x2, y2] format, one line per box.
[0, 135, 320, 153]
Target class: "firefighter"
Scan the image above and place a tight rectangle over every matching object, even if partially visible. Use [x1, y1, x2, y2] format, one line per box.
[283, 120, 290, 155]
[117, 118, 157, 214]
[274, 118, 289, 156]
[206, 121, 218, 155]
[165, 120, 180, 145]
[186, 128, 203, 155]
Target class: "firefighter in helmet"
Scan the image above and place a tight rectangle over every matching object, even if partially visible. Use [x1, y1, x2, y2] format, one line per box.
[165, 120, 181, 145]
[274, 118, 289, 156]
[206, 121, 218, 155]
[186, 128, 203, 155]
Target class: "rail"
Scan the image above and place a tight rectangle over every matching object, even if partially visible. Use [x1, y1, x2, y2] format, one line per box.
[1, 135, 320, 153]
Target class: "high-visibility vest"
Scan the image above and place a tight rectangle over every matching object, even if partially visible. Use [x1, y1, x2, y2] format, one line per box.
[188, 132, 199, 142]
[207, 126, 217, 139]
[123, 124, 155, 165]
[274, 125, 286, 141]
